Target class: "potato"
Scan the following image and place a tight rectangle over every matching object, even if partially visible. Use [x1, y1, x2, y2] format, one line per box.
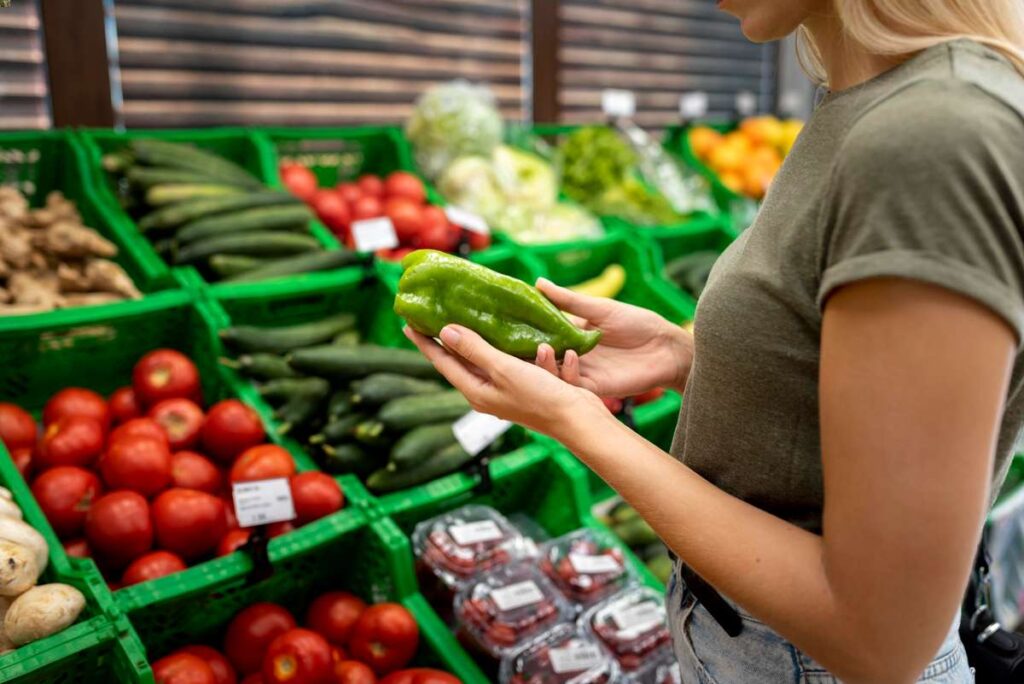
[0, 541, 39, 597]
[0, 519, 47, 572]
[0, 498, 23, 520]
[4, 584, 85, 646]
[0, 597, 13, 653]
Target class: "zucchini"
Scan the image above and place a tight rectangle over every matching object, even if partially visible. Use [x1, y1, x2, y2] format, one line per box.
[177, 205, 313, 244]
[221, 353, 299, 380]
[332, 330, 361, 347]
[221, 313, 357, 354]
[310, 413, 366, 445]
[378, 390, 470, 431]
[390, 422, 457, 469]
[175, 231, 320, 264]
[138, 192, 298, 232]
[130, 139, 262, 188]
[288, 344, 438, 380]
[353, 420, 390, 448]
[321, 443, 378, 478]
[127, 166, 239, 189]
[269, 377, 329, 435]
[327, 390, 354, 419]
[350, 373, 444, 405]
[258, 377, 327, 403]
[146, 183, 245, 206]
[223, 250, 371, 284]
[102, 152, 132, 174]
[366, 442, 473, 493]
[208, 254, 271, 278]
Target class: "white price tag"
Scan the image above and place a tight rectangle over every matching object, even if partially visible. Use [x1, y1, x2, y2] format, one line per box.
[232, 478, 296, 528]
[679, 91, 709, 119]
[611, 601, 664, 632]
[735, 91, 758, 117]
[453, 411, 512, 456]
[549, 644, 605, 674]
[569, 552, 622, 575]
[491, 580, 545, 611]
[351, 217, 398, 252]
[444, 206, 489, 235]
[601, 89, 636, 118]
[449, 520, 503, 546]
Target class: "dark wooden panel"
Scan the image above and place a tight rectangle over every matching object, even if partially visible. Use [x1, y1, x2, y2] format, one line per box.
[0, 0, 49, 129]
[41, 0, 114, 126]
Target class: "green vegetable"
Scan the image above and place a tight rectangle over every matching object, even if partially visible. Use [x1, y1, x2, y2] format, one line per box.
[223, 250, 371, 284]
[288, 344, 438, 380]
[208, 254, 272, 278]
[353, 420, 390, 448]
[664, 250, 719, 298]
[350, 373, 444, 405]
[377, 390, 470, 431]
[258, 377, 328, 403]
[327, 391, 354, 419]
[130, 139, 262, 188]
[138, 192, 298, 232]
[176, 205, 313, 243]
[332, 330, 361, 347]
[221, 353, 299, 380]
[146, 183, 245, 206]
[366, 441, 473, 493]
[127, 167, 240, 189]
[221, 313, 357, 354]
[646, 553, 674, 584]
[269, 377, 329, 434]
[321, 443, 378, 477]
[395, 250, 600, 359]
[174, 231, 320, 264]
[390, 422, 457, 469]
[311, 413, 367, 445]
[611, 516, 660, 547]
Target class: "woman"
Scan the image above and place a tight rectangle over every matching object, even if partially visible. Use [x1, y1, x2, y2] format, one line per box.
[405, 1, 1024, 682]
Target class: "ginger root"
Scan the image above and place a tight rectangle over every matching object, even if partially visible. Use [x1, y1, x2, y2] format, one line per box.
[57, 260, 140, 299]
[34, 222, 117, 259]
[8, 271, 63, 309]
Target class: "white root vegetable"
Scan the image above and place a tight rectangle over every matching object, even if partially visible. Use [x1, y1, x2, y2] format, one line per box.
[4, 585, 85, 646]
[34, 222, 116, 259]
[0, 541, 40, 597]
[0, 488, 12, 502]
[0, 597, 13, 654]
[0, 519, 47, 572]
[0, 498, 22, 520]
[82, 259, 141, 299]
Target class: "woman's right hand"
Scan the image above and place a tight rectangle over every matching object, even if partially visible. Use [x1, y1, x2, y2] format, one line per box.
[534, 277, 694, 397]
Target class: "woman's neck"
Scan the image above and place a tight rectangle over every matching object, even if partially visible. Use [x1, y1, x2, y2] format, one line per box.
[804, 7, 901, 91]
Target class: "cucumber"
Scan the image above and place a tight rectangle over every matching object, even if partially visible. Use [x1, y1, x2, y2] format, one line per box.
[646, 553, 673, 584]
[127, 166, 240, 189]
[177, 205, 313, 244]
[608, 500, 640, 525]
[175, 231, 320, 264]
[221, 313, 357, 354]
[146, 183, 245, 206]
[102, 152, 132, 174]
[321, 443, 378, 477]
[258, 377, 328, 402]
[223, 250, 372, 284]
[350, 373, 444, 405]
[288, 345, 438, 380]
[327, 390, 353, 419]
[332, 330, 361, 347]
[270, 377, 329, 435]
[390, 422, 457, 469]
[221, 353, 299, 380]
[208, 254, 271, 278]
[353, 420, 390, 448]
[366, 442, 473, 493]
[310, 413, 366, 445]
[378, 390, 470, 431]
[130, 139, 263, 188]
[138, 192, 298, 232]
[611, 517, 659, 547]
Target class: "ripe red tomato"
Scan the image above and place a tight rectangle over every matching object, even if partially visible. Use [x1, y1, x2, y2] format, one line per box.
[418, 206, 448, 234]
[121, 550, 187, 586]
[229, 445, 295, 484]
[281, 164, 319, 203]
[178, 645, 237, 684]
[357, 175, 384, 199]
[37, 416, 105, 469]
[290, 473, 343, 525]
[63, 538, 90, 558]
[601, 396, 623, 414]
[108, 417, 170, 450]
[0, 403, 37, 451]
[336, 183, 362, 206]
[149, 398, 205, 451]
[632, 387, 666, 406]
[378, 670, 459, 684]
[383, 198, 423, 242]
[153, 652, 217, 684]
[414, 222, 457, 253]
[351, 196, 383, 222]
[43, 387, 110, 431]
[152, 488, 227, 561]
[133, 349, 201, 408]
[311, 190, 351, 234]
[217, 528, 251, 557]
[262, 628, 332, 684]
[333, 660, 377, 684]
[330, 645, 346, 664]
[348, 604, 419, 675]
[374, 247, 413, 262]
[10, 447, 31, 479]
[384, 172, 426, 204]
[31, 466, 103, 538]
[100, 435, 172, 497]
[85, 490, 153, 568]
[224, 603, 297, 675]
[223, 498, 239, 529]
[304, 591, 366, 647]
[466, 230, 490, 251]
[239, 675, 264, 684]
[108, 386, 142, 424]
[171, 451, 222, 494]
[267, 521, 294, 538]
[201, 400, 265, 464]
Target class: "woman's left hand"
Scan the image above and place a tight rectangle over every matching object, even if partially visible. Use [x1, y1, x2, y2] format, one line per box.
[403, 324, 604, 439]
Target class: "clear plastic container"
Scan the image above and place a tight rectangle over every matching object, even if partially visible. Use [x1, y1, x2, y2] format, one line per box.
[538, 529, 632, 611]
[623, 646, 681, 684]
[455, 562, 573, 662]
[583, 587, 672, 672]
[499, 624, 619, 684]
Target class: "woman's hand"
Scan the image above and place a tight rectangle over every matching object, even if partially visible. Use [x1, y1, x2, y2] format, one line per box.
[403, 324, 606, 440]
[533, 278, 693, 396]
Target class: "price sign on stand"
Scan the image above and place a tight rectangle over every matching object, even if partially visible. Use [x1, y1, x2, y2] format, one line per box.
[601, 89, 636, 119]
[445, 206, 489, 235]
[453, 411, 512, 456]
[735, 91, 758, 118]
[232, 478, 296, 528]
[679, 91, 709, 120]
[351, 217, 398, 252]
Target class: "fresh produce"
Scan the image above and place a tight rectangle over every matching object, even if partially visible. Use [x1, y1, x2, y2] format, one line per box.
[0, 187, 142, 315]
[85, 490, 154, 568]
[42, 387, 111, 430]
[152, 652, 218, 684]
[262, 628, 333, 683]
[538, 529, 631, 609]
[499, 624, 617, 684]
[108, 387, 142, 423]
[663, 250, 720, 299]
[3, 584, 85, 646]
[0, 518, 47, 571]
[30, 466, 102, 539]
[0, 541, 41, 597]
[599, 499, 671, 584]
[100, 435, 173, 496]
[304, 591, 366, 647]
[688, 116, 803, 199]
[152, 488, 228, 561]
[200, 399, 266, 463]
[348, 603, 420, 675]
[225, 603, 298, 675]
[395, 250, 600, 359]
[36, 417, 105, 469]
[568, 264, 626, 299]
[583, 587, 671, 672]
[0, 403, 37, 451]
[133, 349, 202, 408]
[121, 550, 188, 587]
[178, 645, 236, 684]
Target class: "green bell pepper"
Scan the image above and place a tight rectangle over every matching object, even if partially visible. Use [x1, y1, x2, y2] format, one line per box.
[394, 249, 601, 359]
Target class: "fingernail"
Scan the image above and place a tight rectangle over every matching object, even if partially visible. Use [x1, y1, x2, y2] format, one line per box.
[536, 277, 553, 289]
[402, 326, 412, 339]
[440, 326, 461, 346]
[537, 346, 547, 363]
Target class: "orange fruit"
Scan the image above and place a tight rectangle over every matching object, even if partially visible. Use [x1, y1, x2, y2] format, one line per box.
[688, 127, 722, 161]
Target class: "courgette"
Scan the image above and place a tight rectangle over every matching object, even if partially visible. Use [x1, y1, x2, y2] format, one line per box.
[177, 205, 313, 244]
[221, 353, 299, 380]
[208, 254, 270, 278]
[288, 344, 438, 380]
[366, 442, 473, 493]
[258, 377, 328, 403]
[321, 443, 377, 477]
[127, 166, 239, 189]
[102, 152, 132, 174]
[350, 373, 444, 405]
[221, 313, 357, 354]
[146, 183, 245, 206]
[223, 250, 372, 284]
[353, 420, 390, 448]
[310, 413, 366, 445]
[378, 390, 470, 431]
[175, 231, 320, 264]
[390, 422, 457, 469]
[270, 377, 329, 435]
[138, 192, 298, 232]
[130, 139, 262, 188]
[327, 390, 353, 419]
[332, 330, 361, 347]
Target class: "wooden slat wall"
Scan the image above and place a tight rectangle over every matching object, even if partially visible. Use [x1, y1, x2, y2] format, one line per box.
[558, 0, 776, 126]
[0, 0, 51, 130]
[111, 0, 529, 128]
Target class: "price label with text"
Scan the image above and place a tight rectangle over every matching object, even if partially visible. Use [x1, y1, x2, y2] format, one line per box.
[453, 411, 512, 456]
[610, 601, 664, 632]
[445, 206, 489, 235]
[601, 89, 636, 118]
[449, 519, 504, 545]
[491, 580, 544, 611]
[352, 217, 398, 252]
[232, 478, 296, 528]
[549, 644, 606, 674]
[569, 552, 622, 575]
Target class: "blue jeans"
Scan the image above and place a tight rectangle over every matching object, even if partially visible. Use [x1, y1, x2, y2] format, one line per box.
[666, 565, 973, 683]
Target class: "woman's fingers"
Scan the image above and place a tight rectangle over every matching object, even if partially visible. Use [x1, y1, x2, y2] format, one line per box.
[537, 277, 610, 322]
[535, 343, 559, 376]
[404, 327, 488, 393]
[438, 325, 514, 380]
[562, 350, 600, 394]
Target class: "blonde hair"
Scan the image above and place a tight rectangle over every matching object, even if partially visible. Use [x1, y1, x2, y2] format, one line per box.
[798, 0, 1024, 85]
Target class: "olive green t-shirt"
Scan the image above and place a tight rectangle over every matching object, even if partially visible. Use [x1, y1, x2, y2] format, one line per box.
[671, 40, 1024, 533]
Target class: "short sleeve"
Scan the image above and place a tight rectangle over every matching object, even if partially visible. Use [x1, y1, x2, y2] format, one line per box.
[818, 79, 1024, 342]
